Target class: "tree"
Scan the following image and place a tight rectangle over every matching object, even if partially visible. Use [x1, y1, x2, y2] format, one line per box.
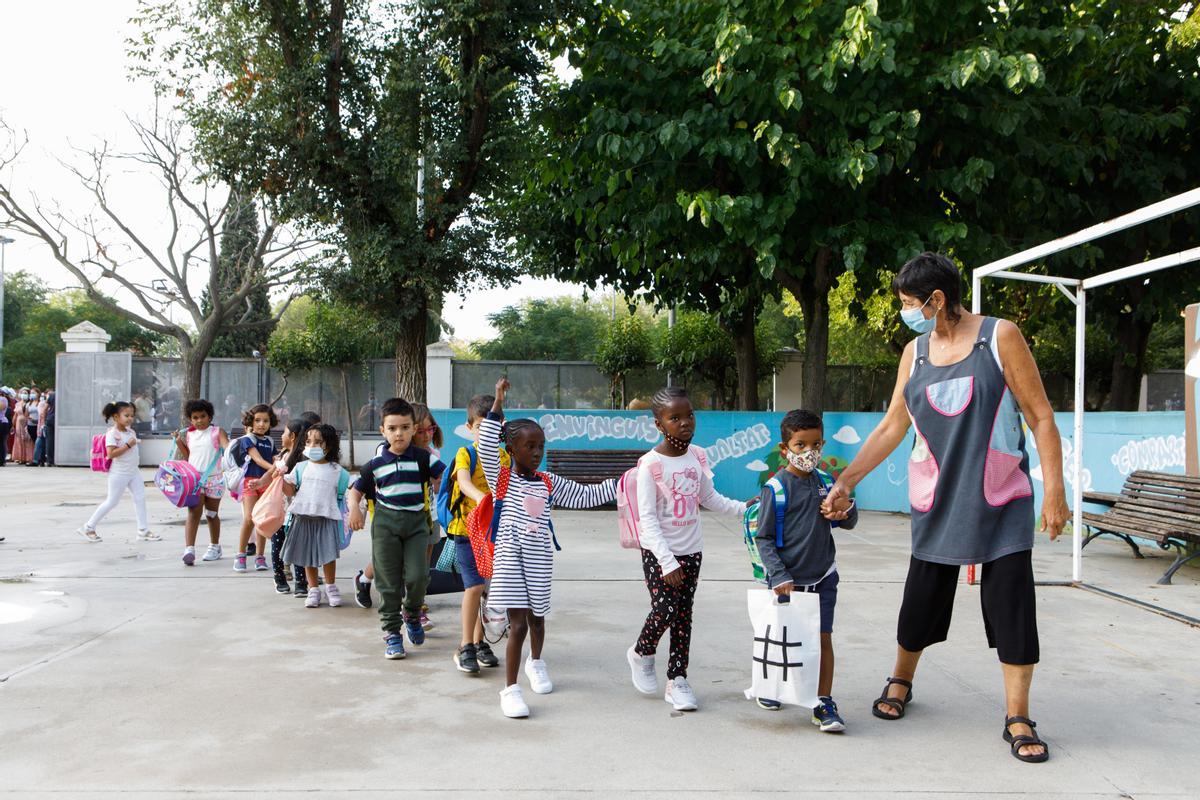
[2, 269, 47, 346]
[0, 115, 320, 406]
[132, 0, 564, 401]
[201, 199, 276, 357]
[266, 302, 389, 467]
[657, 309, 778, 410]
[594, 314, 653, 408]
[1, 279, 165, 386]
[473, 297, 610, 361]
[516, 0, 1046, 412]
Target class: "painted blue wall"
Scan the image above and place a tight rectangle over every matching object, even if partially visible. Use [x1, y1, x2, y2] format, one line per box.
[430, 409, 1187, 514]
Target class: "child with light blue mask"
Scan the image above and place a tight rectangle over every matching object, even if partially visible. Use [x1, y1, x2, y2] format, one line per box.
[281, 423, 353, 608]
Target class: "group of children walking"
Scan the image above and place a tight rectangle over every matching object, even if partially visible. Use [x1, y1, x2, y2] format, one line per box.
[78, 378, 854, 726]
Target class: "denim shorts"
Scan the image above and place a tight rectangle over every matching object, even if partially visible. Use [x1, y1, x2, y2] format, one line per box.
[797, 569, 839, 634]
[453, 534, 485, 589]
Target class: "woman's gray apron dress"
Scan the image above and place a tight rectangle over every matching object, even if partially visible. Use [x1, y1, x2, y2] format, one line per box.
[902, 316, 1035, 564]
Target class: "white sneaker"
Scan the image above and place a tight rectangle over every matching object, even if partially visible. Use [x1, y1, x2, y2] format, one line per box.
[136, 530, 163, 542]
[627, 645, 658, 695]
[524, 657, 553, 694]
[500, 684, 530, 718]
[202, 544, 222, 561]
[305, 587, 322, 608]
[664, 677, 698, 711]
[326, 584, 342, 607]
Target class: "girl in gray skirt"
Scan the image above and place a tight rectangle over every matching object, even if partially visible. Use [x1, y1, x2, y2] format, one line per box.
[282, 423, 352, 608]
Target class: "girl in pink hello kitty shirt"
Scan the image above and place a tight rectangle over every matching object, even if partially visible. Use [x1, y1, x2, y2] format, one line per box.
[625, 387, 748, 712]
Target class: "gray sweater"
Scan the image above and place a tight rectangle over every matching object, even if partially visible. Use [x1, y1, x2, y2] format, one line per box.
[755, 469, 858, 588]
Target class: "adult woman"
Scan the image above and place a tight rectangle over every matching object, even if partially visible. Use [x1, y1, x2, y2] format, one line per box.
[823, 253, 1069, 763]
[0, 388, 12, 466]
[11, 388, 35, 465]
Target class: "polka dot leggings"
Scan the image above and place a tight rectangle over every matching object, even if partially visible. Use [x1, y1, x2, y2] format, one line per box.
[635, 549, 702, 679]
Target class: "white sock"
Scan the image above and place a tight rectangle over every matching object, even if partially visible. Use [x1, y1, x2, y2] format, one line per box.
[361, 575, 372, 584]
[185, 545, 195, 552]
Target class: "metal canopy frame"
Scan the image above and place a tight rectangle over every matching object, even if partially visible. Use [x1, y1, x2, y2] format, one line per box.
[971, 187, 1200, 583]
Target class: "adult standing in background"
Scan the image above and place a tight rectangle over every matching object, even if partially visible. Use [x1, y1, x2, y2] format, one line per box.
[0, 388, 12, 466]
[33, 389, 51, 466]
[25, 388, 41, 464]
[822, 253, 1069, 764]
[11, 387, 34, 465]
[42, 391, 56, 466]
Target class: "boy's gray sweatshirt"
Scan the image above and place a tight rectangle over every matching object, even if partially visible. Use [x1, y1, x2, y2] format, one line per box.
[755, 468, 858, 588]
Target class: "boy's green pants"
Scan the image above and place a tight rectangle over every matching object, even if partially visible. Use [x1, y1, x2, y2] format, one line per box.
[371, 505, 431, 633]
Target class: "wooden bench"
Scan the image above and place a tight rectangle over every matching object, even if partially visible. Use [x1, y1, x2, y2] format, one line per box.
[545, 449, 643, 506]
[1081, 470, 1200, 585]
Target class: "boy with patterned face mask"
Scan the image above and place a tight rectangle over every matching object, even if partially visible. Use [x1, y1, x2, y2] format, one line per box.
[753, 409, 858, 732]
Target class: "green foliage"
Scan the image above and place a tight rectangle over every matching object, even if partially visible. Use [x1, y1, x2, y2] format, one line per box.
[200, 198, 275, 357]
[133, 0, 563, 396]
[658, 309, 779, 409]
[473, 297, 611, 361]
[266, 301, 390, 377]
[1, 275, 165, 386]
[594, 315, 654, 404]
[1168, 5, 1200, 53]
[515, 0, 1048, 410]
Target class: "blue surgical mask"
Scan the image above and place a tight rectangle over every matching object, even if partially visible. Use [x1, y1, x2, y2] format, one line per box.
[900, 296, 938, 334]
[304, 446, 325, 461]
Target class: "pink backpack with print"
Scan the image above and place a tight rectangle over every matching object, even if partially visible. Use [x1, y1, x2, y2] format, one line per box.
[154, 426, 222, 508]
[90, 434, 112, 472]
[616, 446, 709, 549]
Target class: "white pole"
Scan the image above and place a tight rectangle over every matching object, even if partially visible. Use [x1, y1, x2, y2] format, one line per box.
[971, 274, 981, 314]
[1072, 285, 1086, 583]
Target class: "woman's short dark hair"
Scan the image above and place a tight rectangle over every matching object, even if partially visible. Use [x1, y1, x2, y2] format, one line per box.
[893, 252, 964, 322]
[242, 403, 279, 429]
[300, 411, 322, 426]
[184, 399, 215, 420]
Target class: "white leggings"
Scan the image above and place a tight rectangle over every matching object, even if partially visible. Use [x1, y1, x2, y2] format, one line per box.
[85, 470, 148, 532]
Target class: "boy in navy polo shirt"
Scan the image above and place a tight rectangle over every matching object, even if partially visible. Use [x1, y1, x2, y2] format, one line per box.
[347, 398, 445, 659]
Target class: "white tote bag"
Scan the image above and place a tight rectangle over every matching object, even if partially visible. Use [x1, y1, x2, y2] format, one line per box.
[745, 589, 821, 708]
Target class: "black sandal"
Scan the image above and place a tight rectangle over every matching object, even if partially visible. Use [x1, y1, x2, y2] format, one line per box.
[871, 677, 913, 720]
[1003, 715, 1050, 763]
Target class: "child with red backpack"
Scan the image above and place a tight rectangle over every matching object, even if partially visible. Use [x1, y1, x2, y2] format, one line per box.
[477, 377, 616, 718]
[78, 401, 157, 543]
[622, 387, 748, 712]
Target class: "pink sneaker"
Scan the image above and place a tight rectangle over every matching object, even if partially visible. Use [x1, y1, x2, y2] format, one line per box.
[254, 555, 268, 571]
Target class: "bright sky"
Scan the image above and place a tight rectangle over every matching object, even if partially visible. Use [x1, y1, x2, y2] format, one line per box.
[0, 1, 584, 343]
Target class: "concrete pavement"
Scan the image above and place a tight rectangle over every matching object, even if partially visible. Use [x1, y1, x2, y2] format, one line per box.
[1, 465, 1198, 799]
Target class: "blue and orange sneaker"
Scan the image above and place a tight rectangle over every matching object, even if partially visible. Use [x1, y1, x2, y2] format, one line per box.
[812, 696, 846, 733]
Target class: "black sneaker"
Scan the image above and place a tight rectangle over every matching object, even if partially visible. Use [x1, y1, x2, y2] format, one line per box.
[294, 577, 309, 598]
[274, 574, 291, 594]
[246, 541, 257, 556]
[475, 640, 500, 668]
[354, 570, 373, 608]
[454, 643, 480, 674]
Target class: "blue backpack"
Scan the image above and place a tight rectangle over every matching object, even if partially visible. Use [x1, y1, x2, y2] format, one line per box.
[435, 444, 476, 531]
[743, 468, 839, 583]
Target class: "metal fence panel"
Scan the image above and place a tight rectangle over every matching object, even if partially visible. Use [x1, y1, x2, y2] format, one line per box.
[55, 351, 131, 466]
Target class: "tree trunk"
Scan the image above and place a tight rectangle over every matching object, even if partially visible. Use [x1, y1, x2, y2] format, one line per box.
[181, 346, 204, 417]
[730, 306, 759, 410]
[786, 246, 836, 414]
[394, 292, 428, 401]
[340, 367, 356, 468]
[1107, 306, 1154, 411]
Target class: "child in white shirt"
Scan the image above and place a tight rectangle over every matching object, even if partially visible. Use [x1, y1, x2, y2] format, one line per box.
[625, 387, 747, 711]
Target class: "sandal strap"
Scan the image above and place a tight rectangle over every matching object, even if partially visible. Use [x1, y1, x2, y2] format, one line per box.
[1009, 734, 1044, 751]
[1005, 715, 1037, 729]
[875, 697, 906, 711]
[886, 676, 913, 690]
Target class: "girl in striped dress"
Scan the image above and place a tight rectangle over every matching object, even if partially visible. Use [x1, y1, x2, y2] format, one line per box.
[480, 378, 616, 719]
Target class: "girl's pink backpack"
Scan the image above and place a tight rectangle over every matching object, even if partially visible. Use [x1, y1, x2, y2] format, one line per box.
[90, 434, 112, 472]
[155, 427, 222, 508]
[616, 447, 710, 549]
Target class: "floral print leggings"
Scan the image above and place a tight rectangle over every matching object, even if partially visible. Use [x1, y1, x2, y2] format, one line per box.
[635, 549, 703, 679]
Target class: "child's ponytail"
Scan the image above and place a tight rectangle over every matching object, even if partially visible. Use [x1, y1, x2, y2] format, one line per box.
[102, 401, 134, 422]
